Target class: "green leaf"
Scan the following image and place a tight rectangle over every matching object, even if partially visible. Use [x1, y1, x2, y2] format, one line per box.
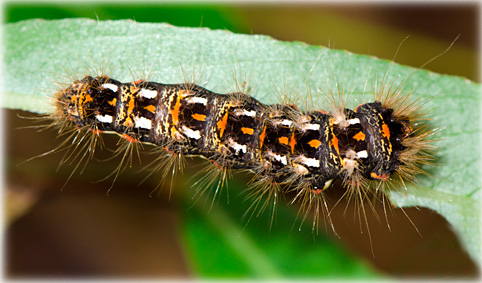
[179, 179, 378, 279]
[4, 18, 480, 276]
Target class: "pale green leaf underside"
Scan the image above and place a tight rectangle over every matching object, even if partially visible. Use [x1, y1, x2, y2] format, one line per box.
[4, 19, 481, 264]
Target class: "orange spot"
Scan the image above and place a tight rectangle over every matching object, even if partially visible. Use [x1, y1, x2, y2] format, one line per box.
[289, 133, 296, 153]
[318, 110, 327, 115]
[278, 136, 288, 145]
[310, 188, 323, 194]
[331, 135, 339, 153]
[259, 126, 266, 148]
[370, 172, 389, 181]
[308, 139, 322, 148]
[108, 98, 117, 107]
[170, 94, 182, 125]
[382, 123, 390, 139]
[353, 131, 365, 141]
[192, 113, 206, 121]
[123, 118, 134, 128]
[84, 94, 93, 103]
[122, 133, 139, 143]
[217, 112, 229, 138]
[241, 127, 254, 135]
[132, 79, 144, 85]
[91, 129, 103, 135]
[127, 96, 135, 115]
[144, 105, 156, 113]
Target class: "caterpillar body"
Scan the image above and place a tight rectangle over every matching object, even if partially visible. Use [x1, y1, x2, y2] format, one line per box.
[53, 74, 431, 226]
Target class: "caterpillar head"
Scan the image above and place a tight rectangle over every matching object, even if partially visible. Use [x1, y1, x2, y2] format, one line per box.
[54, 76, 118, 127]
[354, 100, 432, 185]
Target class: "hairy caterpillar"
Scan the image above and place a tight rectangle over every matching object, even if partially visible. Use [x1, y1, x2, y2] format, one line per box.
[49, 71, 433, 234]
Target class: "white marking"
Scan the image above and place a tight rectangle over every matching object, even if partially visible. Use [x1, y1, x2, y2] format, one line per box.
[323, 179, 334, 190]
[348, 118, 360, 125]
[303, 157, 320, 168]
[228, 138, 247, 154]
[181, 125, 201, 140]
[273, 153, 288, 165]
[281, 119, 293, 126]
[95, 114, 113, 123]
[244, 110, 256, 117]
[295, 156, 320, 168]
[234, 109, 256, 117]
[185, 97, 208, 105]
[139, 88, 157, 99]
[101, 83, 118, 92]
[134, 116, 152, 129]
[266, 151, 288, 166]
[301, 123, 320, 131]
[357, 150, 368, 159]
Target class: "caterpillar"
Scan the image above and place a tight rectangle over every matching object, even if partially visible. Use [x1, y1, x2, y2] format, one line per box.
[50, 72, 433, 232]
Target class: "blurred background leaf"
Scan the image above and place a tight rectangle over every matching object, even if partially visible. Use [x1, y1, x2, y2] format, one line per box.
[4, 3, 479, 279]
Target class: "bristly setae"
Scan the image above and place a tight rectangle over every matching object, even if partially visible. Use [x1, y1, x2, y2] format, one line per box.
[50, 74, 434, 231]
